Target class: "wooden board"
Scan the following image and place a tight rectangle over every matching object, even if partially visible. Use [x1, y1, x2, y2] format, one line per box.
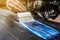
[0, 8, 41, 40]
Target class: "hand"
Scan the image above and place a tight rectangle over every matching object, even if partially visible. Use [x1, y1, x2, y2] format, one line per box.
[6, 0, 26, 12]
[48, 15, 60, 23]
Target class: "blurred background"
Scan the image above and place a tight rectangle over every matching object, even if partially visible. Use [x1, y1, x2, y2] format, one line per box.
[0, 0, 60, 40]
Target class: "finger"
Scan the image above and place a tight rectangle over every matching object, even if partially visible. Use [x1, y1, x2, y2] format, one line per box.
[7, 0, 23, 12]
[14, 0, 26, 11]
[8, 2, 23, 12]
[10, 0, 25, 12]
[7, 4, 20, 12]
[7, 0, 24, 12]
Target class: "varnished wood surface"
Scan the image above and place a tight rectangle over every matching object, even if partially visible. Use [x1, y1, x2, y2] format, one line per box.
[0, 17, 41, 40]
[0, 8, 41, 40]
[0, 20, 41, 40]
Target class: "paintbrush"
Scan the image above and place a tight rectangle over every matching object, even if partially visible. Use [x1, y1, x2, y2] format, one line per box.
[17, 12, 35, 23]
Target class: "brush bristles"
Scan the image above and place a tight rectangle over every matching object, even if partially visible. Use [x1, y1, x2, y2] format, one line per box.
[17, 12, 35, 22]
